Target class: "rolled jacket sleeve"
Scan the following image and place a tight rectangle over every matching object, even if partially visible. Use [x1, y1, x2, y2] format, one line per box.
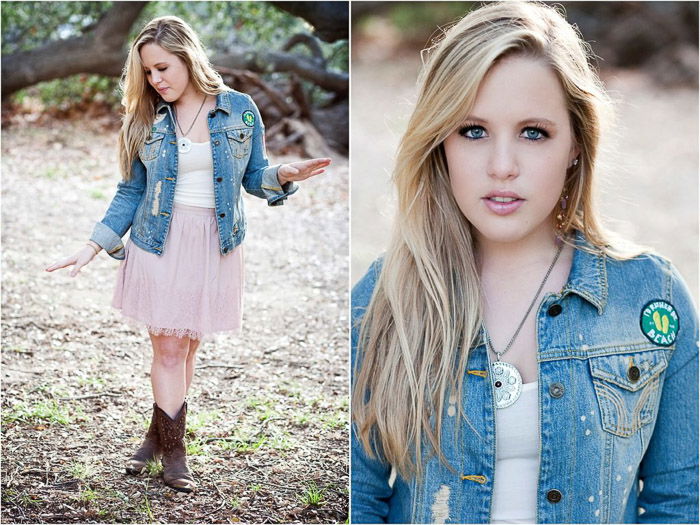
[637, 261, 699, 523]
[89, 156, 147, 260]
[241, 95, 299, 206]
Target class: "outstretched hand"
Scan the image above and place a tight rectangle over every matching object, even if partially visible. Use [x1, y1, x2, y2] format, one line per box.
[45, 245, 98, 278]
[278, 158, 331, 185]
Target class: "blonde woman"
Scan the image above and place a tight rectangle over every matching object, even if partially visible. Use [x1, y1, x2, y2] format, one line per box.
[351, 2, 697, 523]
[46, 16, 330, 493]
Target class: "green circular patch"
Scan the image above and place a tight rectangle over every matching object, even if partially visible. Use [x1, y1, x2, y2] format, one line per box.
[640, 299, 679, 346]
[242, 110, 255, 127]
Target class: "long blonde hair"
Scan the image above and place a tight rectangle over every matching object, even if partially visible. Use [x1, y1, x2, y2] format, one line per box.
[352, 1, 636, 480]
[118, 16, 228, 180]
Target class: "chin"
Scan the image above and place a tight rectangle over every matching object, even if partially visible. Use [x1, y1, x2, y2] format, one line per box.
[469, 218, 543, 245]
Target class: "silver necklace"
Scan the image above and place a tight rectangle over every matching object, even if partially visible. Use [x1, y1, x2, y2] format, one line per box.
[483, 242, 564, 409]
[173, 94, 207, 154]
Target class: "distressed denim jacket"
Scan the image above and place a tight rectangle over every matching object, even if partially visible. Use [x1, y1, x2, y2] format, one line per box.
[351, 233, 699, 524]
[90, 89, 298, 259]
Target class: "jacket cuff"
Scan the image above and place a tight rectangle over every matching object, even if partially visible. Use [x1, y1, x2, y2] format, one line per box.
[261, 164, 299, 206]
[90, 222, 125, 260]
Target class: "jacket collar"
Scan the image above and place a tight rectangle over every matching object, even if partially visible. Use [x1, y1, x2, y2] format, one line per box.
[155, 90, 231, 115]
[561, 231, 608, 314]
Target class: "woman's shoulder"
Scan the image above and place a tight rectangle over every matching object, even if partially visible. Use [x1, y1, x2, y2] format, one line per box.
[601, 246, 697, 348]
[607, 249, 693, 304]
[222, 88, 257, 107]
[575, 232, 694, 310]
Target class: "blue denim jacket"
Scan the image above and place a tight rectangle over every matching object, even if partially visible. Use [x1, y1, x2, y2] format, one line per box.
[351, 233, 699, 523]
[90, 89, 298, 259]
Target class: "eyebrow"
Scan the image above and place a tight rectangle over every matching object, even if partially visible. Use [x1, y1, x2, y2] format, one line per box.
[143, 62, 169, 69]
[466, 116, 558, 128]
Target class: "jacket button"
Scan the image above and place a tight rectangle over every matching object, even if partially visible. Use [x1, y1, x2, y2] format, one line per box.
[549, 382, 564, 398]
[216, 177, 222, 182]
[214, 140, 220, 145]
[219, 213, 225, 218]
[547, 304, 563, 317]
[547, 489, 562, 503]
[239, 132, 245, 139]
[628, 366, 640, 382]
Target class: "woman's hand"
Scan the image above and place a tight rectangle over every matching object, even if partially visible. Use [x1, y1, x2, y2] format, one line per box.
[45, 244, 100, 277]
[277, 158, 332, 185]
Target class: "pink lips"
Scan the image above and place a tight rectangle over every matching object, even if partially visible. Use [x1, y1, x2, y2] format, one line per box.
[482, 191, 525, 216]
[158, 87, 169, 94]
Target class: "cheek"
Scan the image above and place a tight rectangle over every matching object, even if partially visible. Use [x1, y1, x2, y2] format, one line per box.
[445, 136, 479, 185]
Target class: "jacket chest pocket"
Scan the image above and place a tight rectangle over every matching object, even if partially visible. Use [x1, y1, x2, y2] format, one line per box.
[139, 134, 164, 162]
[226, 128, 253, 159]
[589, 348, 668, 437]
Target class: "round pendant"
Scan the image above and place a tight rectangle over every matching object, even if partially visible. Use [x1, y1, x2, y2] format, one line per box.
[491, 361, 523, 409]
[178, 136, 192, 154]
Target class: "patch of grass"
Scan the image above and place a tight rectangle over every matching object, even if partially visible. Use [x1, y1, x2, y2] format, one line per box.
[278, 381, 303, 399]
[320, 411, 347, 430]
[1, 488, 16, 504]
[217, 434, 267, 453]
[40, 167, 60, 179]
[229, 496, 241, 509]
[77, 486, 98, 503]
[90, 189, 106, 200]
[69, 458, 97, 481]
[3, 399, 74, 425]
[244, 396, 270, 410]
[292, 412, 311, 426]
[298, 481, 325, 506]
[304, 395, 326, 409]
[249, 483, 262, 492]
[2, 488, 42, 507]
[185, 437, 208, 456]
[17, 491, 43, 507]
[28, 382, 70, 398]
[77, 376, 106, 388]
[268, 432, 294, 451]
[144, 459, 163, 477]
[187, 409, 222, 435]
[256, 404, 278, 423]
[139, 481, 156, 522]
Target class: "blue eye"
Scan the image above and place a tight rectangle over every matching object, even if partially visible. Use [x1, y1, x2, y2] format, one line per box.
[459, 125, 487, 140]
[522, 127, 548, 141]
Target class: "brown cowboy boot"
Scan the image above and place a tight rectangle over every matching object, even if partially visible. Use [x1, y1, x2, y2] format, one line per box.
[155, 401, 196, 493]
[125, 403, 161, 475]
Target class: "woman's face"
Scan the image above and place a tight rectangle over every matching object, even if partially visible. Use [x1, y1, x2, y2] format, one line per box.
[443, 55, 579, 246]
[139, 42, 191, 102]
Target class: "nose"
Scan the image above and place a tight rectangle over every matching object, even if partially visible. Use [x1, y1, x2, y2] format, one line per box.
[487, 138, 519, 180]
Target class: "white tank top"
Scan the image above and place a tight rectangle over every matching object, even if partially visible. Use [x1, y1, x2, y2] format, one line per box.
[491, 381, 540, 524]
[174, 140, 215, 208]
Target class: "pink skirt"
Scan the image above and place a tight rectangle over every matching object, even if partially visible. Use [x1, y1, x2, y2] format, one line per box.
[112, 203, 244, 340]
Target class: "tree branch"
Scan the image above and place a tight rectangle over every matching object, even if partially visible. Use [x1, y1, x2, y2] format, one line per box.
[1, 2, 147, 98]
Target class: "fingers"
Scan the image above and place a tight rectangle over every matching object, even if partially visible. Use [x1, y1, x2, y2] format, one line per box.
[305, 158, 331, 169]
[45, 256, 76, 272]
[70, 262, 85, 278]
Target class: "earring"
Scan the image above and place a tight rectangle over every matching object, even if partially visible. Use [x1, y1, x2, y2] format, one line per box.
[555, 192, 569, 235]
[570, 158, 579, 168]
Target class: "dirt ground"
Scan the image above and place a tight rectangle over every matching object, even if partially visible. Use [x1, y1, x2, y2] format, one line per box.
[1, 116, 349, 523]
[350, 55, 699, 303]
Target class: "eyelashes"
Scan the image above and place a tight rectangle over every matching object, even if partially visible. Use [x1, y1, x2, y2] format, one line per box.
[144, 68, 167, 75]
[457, 123, 551, 141]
